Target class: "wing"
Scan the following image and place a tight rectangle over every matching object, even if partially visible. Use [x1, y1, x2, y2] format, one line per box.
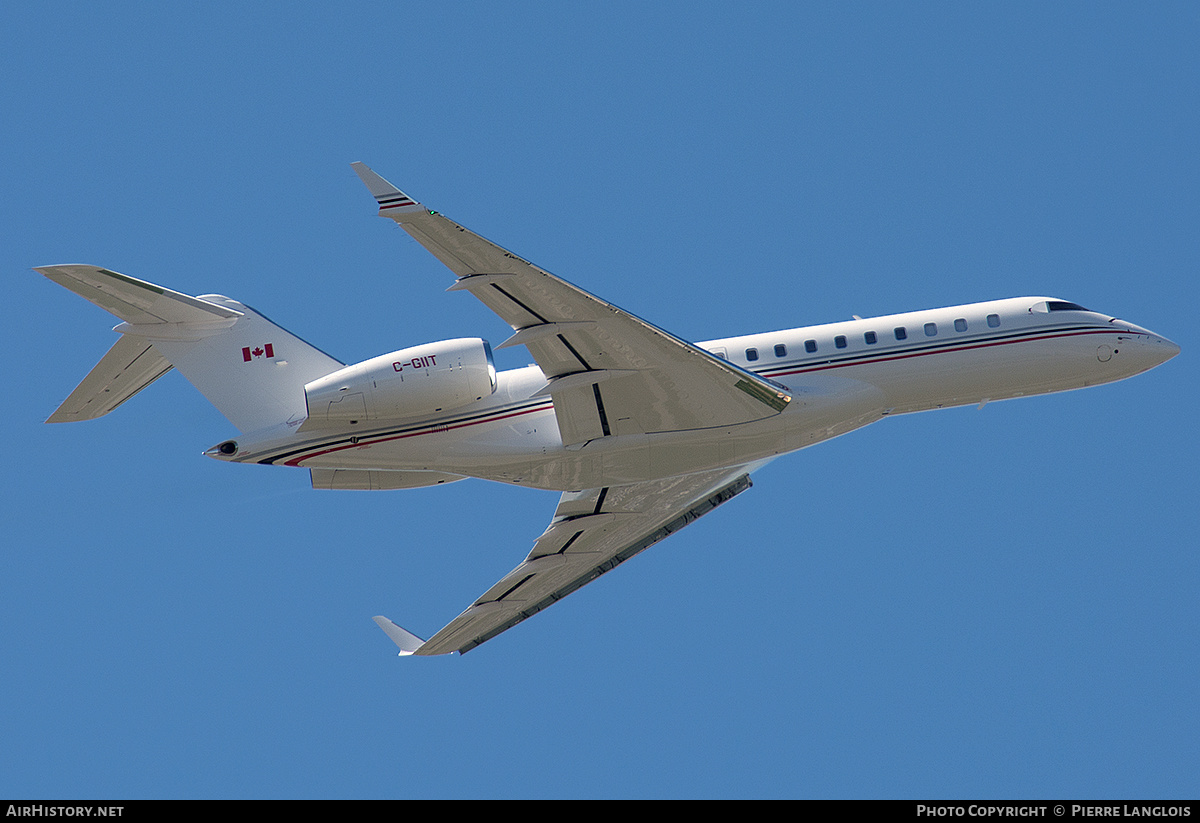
[351, 163, 790, 447]
[374, 464, 757, 656]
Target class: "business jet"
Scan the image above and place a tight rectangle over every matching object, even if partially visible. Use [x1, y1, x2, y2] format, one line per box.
[37, 163, 1179, 656]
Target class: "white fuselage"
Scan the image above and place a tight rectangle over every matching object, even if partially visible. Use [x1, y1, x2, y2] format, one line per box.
[214, 297, 1179, 490]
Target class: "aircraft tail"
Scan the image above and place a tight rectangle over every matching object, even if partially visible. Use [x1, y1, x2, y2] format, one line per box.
[37, 265, 343, 432]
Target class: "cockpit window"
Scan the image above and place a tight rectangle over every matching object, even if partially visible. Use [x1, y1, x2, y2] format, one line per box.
[1047, 301, 1090, 312]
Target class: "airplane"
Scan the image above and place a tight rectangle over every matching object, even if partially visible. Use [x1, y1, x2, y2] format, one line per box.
[37, 163, 1180, 657]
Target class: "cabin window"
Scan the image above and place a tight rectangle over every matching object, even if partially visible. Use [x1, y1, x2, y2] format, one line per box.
[834, 335, 847, 349]
[864, 331, 877, 344]
[924, 322, 937, 337]
[805, 339, 818, 353]
[745, 348, 759, 362]
[774, 343, 787, 357]
[954, 318, 968, 332]
[987, 314, 1001, 328]
[894, 327, 907, 341]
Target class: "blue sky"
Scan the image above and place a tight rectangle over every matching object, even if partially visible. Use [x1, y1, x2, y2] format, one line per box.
[2, 2, 1196, 799]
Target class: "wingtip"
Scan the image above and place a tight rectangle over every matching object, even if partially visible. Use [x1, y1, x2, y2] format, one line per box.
[351, 163, 422, 213]
[34, 264, 86, 277]
[372, 615, 427, 656]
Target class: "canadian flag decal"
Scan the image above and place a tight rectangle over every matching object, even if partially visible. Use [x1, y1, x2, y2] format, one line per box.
[242, 343, 275, 362]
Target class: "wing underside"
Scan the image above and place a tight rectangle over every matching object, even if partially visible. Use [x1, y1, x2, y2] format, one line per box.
[376, 465, 754, 655]
[351, 163, 790, 447]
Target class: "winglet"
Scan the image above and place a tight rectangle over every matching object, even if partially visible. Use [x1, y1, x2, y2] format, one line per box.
[372, 615, 430, 656]
[351, 162, 423, 215]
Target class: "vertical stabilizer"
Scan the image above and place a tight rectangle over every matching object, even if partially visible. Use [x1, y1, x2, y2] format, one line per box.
[145, 296, 344, 432]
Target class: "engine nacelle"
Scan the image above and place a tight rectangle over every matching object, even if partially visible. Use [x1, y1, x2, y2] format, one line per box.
[304, 338, 496, 425]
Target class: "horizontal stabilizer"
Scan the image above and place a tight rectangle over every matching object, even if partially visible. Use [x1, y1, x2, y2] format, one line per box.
[35, 265, 242, 326]
[372, 616, 430, 656]
[47, 335, 172, 423]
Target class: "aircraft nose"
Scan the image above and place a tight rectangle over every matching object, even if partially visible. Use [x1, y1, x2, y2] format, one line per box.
[1125, 325, 1180, 369]
[1104, 320, 1179, 375]
[1156, 335, 1181, 364]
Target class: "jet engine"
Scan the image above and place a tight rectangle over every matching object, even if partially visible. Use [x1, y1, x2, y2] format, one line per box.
[304, 338, 496, 425]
